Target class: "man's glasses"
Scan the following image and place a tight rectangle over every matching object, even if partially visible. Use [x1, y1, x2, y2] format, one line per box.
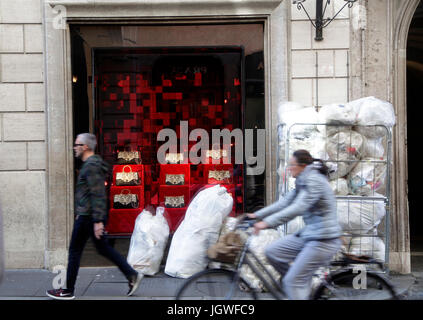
[74, 144, 84, 147]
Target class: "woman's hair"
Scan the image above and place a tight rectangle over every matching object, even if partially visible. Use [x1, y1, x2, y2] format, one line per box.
[292, 149, 329, 177]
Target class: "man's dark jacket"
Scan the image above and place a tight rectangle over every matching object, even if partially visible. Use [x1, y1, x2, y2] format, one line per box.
[75, 155, 110, 223]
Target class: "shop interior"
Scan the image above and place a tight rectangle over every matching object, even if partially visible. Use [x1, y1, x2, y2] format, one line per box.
[70, 23, 266, 266]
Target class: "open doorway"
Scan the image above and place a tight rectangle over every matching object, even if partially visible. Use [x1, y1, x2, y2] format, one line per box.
[407, 0, 423, 271]
[70, 23, 266, 266]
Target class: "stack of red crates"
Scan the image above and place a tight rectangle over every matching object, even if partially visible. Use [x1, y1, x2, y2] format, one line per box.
[106, 164, 144, 234]
[159, 163, 191, 232]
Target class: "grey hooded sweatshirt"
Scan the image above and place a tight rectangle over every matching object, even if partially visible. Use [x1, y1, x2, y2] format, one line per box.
[255, 163, 342, 241]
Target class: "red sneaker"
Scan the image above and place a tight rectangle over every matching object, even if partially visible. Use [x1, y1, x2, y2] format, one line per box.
[46, 288, 75, 300]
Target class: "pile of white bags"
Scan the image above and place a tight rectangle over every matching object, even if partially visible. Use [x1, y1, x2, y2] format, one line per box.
[127, 207, 170, 276]
[330, 178, 349, 196]
[363, 137, 385, 159]
[336, 196, 386, 233]
[347, 236, 386, 262]
[348, 96, 396, 139]
[277, 97, 394, 196]
[276, 97, 395, 260]
[347, 158, 386, 195]
[326, 130, 365, 179]
[164, 185, 233, 278]
[278, 104, 327, 162]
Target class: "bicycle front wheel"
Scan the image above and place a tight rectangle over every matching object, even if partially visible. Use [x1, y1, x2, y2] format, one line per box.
[313, 270, 399, 300]
[175, 269, 257, 300]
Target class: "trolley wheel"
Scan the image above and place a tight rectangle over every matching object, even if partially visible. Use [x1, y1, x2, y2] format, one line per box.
[175, 268, 257, 300]
[312, 269, 399, 300]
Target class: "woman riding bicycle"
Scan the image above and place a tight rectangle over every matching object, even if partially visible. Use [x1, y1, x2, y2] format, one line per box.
[247, 149, 342, 300]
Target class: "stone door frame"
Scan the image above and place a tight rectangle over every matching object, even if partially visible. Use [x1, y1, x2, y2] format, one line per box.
[389, 0, 420, 274]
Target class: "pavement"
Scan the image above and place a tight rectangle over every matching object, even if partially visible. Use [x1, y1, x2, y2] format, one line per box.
[0, 266, 418, 300]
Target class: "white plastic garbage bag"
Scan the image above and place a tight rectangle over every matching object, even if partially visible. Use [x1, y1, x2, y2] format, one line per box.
[239, 229, 281, 292]
[363, 137, 385, 159]
[286, 131, 327, 161]
[347, 158, 386, 195]
[277, 101, 304, 123]
[317, 103, 357, 125]
[348, 236, 386, 262]
[165, 185, 233, 278]
[348, 96, 396, 138]
[336, 196, 386, 233]
[326, 130, 364, 179]
[127, 207, 170, 276]
[330, 178, 349, 196]
[279, 106, 320, 139]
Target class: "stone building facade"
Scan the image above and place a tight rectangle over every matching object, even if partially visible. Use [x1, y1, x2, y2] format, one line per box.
[0, 0, 418, 274]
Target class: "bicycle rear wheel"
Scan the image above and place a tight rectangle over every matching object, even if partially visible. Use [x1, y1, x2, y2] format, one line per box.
[313, 269, 399, 300]
[175, 269, 257, 300]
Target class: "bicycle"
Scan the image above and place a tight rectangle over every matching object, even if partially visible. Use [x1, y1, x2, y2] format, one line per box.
[175, 218, 400, 300]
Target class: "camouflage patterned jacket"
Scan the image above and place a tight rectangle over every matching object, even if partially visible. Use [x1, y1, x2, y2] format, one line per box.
[75, 155, 110, 223]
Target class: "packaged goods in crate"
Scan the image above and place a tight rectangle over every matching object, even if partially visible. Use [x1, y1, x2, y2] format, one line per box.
[159, 185, 190, 209]
[164, 153, 184, 164]
[110, 186, 144, 210]
[202, 164, 234, 184]
[116, 150, 142, 165]
[165, 185, 233, 278]
[202, 147, 231, 164]
[113, 164, 144, 186]
[159, 163, 190, 185]
[127, 207, 169, 275]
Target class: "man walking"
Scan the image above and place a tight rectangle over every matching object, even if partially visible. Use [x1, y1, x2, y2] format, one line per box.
[46, 133, 142, 300]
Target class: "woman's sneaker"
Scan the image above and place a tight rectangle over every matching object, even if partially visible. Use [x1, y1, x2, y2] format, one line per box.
[46, 288, 75, 300]
[127, 272, 143, 296]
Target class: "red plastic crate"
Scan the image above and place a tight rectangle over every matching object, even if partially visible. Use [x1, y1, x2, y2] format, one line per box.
[158, 185, 190, 209]
[163, 208, 186, 233]
[201, 164, 234, 184]
[159, 164, 190, 185]
[112, 164, 144, 186]
[106, 209, 142, 234]
[109, 185, 145, 210]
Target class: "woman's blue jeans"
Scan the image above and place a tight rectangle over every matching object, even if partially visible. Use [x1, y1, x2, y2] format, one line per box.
[265, 234, 341, 300]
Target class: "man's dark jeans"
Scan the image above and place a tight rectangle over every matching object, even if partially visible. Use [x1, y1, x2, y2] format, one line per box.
[66, 215, 137, 292]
